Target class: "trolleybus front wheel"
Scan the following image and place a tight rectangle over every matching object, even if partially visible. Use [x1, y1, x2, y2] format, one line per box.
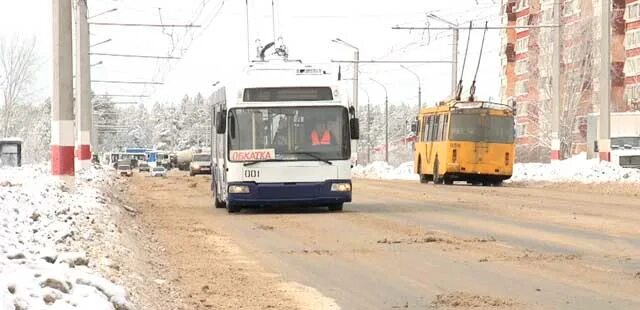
[328, 203, 344, 212]
[418, 158, 430, 184]
[214, 197, 226, 209]
[227, 204, 241, 213]
[420, 174, 430, 184]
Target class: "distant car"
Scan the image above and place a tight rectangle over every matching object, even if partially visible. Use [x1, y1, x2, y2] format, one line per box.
[138, 162, 150, 172]
[151, 166, 167, 177]
[118, 165, 133, 177]
[190, 154, 212, 176]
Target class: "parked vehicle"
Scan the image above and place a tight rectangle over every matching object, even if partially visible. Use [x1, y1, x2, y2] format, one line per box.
[138, 162, 150, 172]
[117, 159, 131, 168]
[118, 164, 133, 177]
[151, 166, 167, 177]
[157, 152, 172, 169]
[0, 138, 22, 167]
[587, 112, 640, 168]
[176, 150, 193, 171]
[190, 153, 212, 176]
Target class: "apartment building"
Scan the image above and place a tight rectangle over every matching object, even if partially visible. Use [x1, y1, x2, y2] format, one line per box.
[500, 0, 631, 161]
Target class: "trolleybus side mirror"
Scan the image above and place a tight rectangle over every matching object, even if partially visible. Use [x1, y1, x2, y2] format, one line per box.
[229, 112, 236, 139]
[215, 110, 226, 134]
[410, 121, 418, 133]
[348, 106, 356, 117]
[350, 118, 360, 140]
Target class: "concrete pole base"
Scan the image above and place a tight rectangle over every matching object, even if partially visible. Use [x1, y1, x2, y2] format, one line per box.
[550, 138, 561, 161]
[51, 120, 75, 176]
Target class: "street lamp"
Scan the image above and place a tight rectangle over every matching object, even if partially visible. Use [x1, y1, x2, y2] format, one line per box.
[400, 64, 421, 115]
[332, 38, 360, 158]
[331, 38, 359, 113]
[359, 86, 371, 164]
[369, 78, 388, 163]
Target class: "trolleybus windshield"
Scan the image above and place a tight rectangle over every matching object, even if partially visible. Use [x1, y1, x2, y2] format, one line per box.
[228, 106, 349, 162]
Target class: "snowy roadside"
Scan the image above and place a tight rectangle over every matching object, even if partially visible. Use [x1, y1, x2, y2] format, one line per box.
[510, 153, 640, 183]
[351, 161, 419, 181]
[353, 154, 640, 184]
[0, 165, 133, 310]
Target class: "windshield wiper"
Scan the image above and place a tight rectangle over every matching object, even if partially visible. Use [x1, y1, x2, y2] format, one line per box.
[289, 152, 333, 165]
[243, 159, 282, 166]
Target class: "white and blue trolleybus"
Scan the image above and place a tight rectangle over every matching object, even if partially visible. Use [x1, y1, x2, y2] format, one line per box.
[210, 61, 360, 213]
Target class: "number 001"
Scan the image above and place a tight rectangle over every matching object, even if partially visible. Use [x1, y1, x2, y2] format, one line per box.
[244, 170, 260, 178]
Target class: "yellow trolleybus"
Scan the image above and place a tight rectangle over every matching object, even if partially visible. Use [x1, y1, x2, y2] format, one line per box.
[414, 99, 515, 185]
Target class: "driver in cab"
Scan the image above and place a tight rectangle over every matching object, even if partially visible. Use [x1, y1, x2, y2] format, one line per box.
[310, 120, 334, 146]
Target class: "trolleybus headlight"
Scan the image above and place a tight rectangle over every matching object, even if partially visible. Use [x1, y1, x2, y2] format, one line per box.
[192, 164, 200, 169]
[331, 183, 351, 192]
[229, 185, 250, 193]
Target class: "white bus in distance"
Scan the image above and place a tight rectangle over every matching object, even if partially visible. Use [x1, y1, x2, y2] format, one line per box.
[210, 61, 360, 213]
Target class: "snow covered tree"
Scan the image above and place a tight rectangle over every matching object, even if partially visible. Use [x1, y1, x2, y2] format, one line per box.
[357, 102, 416, 165]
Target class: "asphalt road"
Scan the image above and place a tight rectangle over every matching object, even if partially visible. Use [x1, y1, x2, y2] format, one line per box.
[125, 171, 640, 309]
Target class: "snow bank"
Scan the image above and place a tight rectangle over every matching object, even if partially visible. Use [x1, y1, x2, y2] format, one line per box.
[0, 165, 132, 310]
[352, 161, 418, 181]
[511, 153, 640, 183]
[353, 154, 640, 184]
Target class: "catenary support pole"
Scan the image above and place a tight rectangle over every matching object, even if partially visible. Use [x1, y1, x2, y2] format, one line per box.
[353, 49, 359, 157]
[550, 0, 562, 161]
[75, 0, 92, 169]
[385, 93, 388, 163]
[370, 78, 389, 163]
[52, 0, 75, 176]
[451, 28, 459, 97]
[599, 0, 611, 161]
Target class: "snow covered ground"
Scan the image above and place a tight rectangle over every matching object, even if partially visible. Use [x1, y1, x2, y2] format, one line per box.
[0, 165, 132, 310]
[353, 154, 640, 184]
[510, 153, 640, 183]
[351, 161, 419, 181]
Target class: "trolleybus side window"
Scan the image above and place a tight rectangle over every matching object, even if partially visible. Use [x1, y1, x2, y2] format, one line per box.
[424, 116, 430, 142]
[430, 115, 440, 142]
[440, 115, 449, 141]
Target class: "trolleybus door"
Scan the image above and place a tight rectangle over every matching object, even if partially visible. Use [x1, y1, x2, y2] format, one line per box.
[475, 112, 489, 164]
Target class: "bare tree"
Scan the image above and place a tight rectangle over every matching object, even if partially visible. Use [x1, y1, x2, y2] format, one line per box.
[0, 36, 38, 137]
[558, 16, 596, 158]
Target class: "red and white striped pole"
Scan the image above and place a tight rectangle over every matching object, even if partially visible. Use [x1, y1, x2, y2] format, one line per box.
[52, 0, 75, 176]
[75, 0, 92, 169]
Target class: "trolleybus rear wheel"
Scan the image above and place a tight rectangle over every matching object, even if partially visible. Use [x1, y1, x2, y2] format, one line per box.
[432, 162, 442, 184]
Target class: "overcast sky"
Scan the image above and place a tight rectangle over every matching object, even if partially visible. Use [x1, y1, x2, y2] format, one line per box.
[0, 0, 502, 108]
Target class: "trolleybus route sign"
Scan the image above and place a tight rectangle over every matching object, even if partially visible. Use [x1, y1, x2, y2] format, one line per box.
[230, 149, 276, 161]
